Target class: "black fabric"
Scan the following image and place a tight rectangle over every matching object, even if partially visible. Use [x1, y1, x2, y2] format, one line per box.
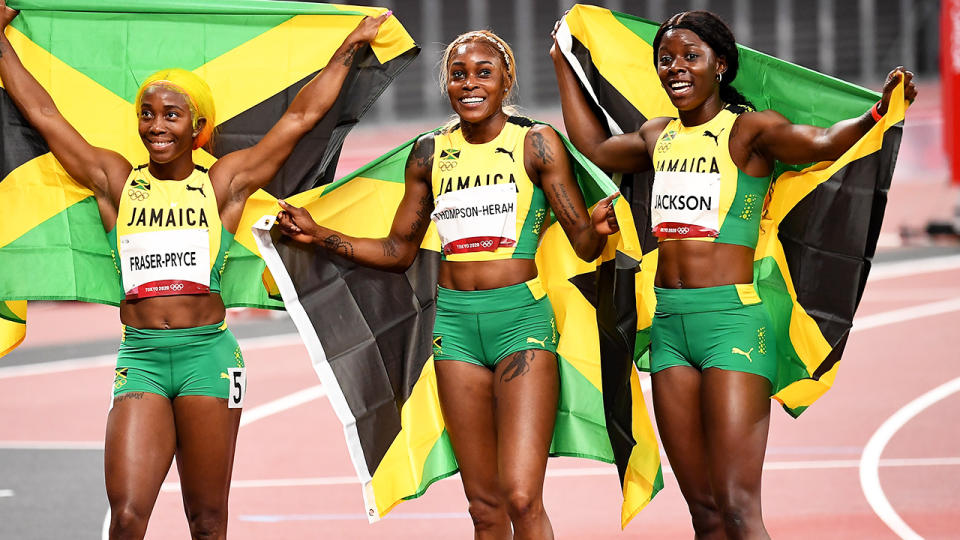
[0, 88, 50, 179]
[275, 231, 439, 473]
[210, 45, 419, 196]
[778, 124, 902, 347]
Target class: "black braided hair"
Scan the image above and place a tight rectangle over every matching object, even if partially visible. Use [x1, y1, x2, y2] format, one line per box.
[652, 10, 755, 113]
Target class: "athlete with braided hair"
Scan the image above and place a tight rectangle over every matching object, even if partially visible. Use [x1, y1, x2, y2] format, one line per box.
[552, 10, 916, 539]
[0, 3, 389, 538]
[278, 29, 618, 539]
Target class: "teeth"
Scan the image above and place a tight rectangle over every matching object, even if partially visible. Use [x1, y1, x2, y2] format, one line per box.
[670, 82, 691, 90]
[460, 97, 484, 104]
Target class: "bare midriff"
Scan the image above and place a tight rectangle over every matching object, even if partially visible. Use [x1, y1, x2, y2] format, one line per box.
[655, 240, 754, 289]
[438, 258, 539, 291]
[119, 294, 226, 329]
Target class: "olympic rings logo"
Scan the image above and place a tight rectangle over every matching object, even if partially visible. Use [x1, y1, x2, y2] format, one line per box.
[439, 161, 458, 172]
[480, 240, 494, 248]
[677, 226, 690, 235]
[127, 188, 149, 201]
[170, 283, 185, 291]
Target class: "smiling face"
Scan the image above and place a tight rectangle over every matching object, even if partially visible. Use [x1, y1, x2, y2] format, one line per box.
[445, 41, 511, 124]
[137, 85, 202, 165]
[656, 28, 726, 111]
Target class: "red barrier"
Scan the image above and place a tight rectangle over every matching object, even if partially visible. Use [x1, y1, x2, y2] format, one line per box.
[944, 0, 960, 185]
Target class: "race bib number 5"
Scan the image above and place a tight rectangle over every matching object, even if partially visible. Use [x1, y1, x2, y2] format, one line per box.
[227, 367, 246, 409]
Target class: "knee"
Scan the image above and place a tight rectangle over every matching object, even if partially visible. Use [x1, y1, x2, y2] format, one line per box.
[686, 498, 723, 536]
[714, 488, 762, 535]
[466, 495, 507, 532]
[502, 488, 543, 523]
[109, 505, 150, 540]
[186, 508, 227, 540]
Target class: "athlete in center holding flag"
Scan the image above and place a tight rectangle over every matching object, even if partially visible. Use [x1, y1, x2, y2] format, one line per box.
[277, 30, 618, 539]
[552, 9, 917, 539]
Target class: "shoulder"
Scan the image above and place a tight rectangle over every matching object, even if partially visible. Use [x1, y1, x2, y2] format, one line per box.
[406, 132, 436, 173]
[637, 116, 674, 144]
[732, 109, 789, 134]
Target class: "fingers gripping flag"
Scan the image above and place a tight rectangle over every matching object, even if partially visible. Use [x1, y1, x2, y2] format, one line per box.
[556, 4, 907, 416]
[0, 0, 418, 357]
[253, 123, 662, 527]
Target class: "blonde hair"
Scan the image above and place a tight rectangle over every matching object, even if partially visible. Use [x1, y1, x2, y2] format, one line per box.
[135, 69, 216, 150]
[439, 30, 519, 115]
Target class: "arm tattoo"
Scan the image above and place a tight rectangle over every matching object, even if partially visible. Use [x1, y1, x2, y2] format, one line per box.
[381, 237, 399, 258]
[550, 183, 579, 227]
[404, 191, 434, 242]
[335, 42, 361, 67]
[409, 137, 434, 170]
[322, 234, 355, 259]
[500, 350, 533, 383]
[530, 131, 555, 165]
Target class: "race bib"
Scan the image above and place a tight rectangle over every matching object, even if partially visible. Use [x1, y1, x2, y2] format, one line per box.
[119, 229, 211, 298]
[651, 171, 722, 238]
[431, 183, 518, 254]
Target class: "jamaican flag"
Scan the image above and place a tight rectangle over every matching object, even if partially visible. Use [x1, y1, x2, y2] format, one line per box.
[252, 123, 662, 526]
[0, 0, 418, 356]
[0, 301, 25, 357]
[556, 4, 907, 416]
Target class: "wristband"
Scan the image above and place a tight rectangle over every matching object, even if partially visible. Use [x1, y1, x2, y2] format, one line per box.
[870, 101, 883, 122]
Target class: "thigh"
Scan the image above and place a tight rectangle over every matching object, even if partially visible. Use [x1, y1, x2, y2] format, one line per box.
[651, 366, 716, 505]
[435, 360, 500, 499]
[105, 392, 177, 513]
[172, 395, 243, 515]
[700, 368, 771, 497]
[493, 348, 558, 492]
[693, 305, 777, 386]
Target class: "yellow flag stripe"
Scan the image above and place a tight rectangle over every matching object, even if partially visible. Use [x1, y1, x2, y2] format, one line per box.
[620, 367, 660, 527]
[0, 154, 93, 249]
[369, 357, 445, 517]
[565, 6, 676, 122]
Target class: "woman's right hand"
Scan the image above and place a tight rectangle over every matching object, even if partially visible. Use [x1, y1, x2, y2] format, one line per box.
[276, 199, 322, 245]
[1, 0, 18, 32]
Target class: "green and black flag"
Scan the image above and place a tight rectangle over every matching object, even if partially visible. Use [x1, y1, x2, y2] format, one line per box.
[556, 4, 907, 415]
[0, 0, 418, 355]
[253, 123, 662, 526]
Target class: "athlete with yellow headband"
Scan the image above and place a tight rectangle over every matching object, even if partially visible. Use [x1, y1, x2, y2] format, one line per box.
[0, 3, 389, 538]
[552, 9, 917, 539]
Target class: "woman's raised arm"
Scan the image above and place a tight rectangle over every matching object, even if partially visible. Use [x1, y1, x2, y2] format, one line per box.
[753, 67, 918, 166]
[212, 12, 390, 203]
[0, 1, 130, 206]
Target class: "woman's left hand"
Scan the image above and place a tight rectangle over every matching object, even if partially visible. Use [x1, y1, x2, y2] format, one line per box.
[591, 192, 620, 236]
[877, 66, 918, 115]
[346, 10, 391, 46]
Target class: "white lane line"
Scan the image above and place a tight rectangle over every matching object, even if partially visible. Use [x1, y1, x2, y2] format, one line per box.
[0, 441, 104, 450]
[0, 489, 14, 498]
[868, 254, 960, 281]
[239, 385, 325, 428]
[150, 456, 960, 492]
[852, 297, 960, 332]
[0, 332, 303, 379]
[859, 376, 960, 540]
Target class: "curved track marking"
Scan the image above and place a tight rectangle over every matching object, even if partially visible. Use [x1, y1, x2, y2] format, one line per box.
[859, 376, 960, 540]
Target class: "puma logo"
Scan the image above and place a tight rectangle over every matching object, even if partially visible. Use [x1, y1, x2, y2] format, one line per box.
[186, 184, 206, 198]
[703, 128, 725, 146]
[526, 336, 547, 347]
[731, 347, 754, 362]
[495, 147, 515, 162]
